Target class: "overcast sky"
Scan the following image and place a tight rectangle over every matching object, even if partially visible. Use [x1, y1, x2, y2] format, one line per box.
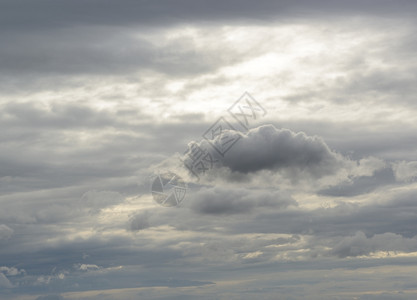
[2, 1, 417, 299]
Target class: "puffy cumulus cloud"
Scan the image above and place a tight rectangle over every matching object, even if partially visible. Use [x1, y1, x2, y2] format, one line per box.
[181, 125, 398, 194]
[221, 125, 342, 175]
[188, 186, 297, 215]
[330, 231, 417, 258]
[0, 224, 13, 240]
[182, 124, 351, 185]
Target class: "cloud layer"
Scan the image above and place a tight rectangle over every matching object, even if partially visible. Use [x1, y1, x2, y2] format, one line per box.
[2, 1, 417, 299]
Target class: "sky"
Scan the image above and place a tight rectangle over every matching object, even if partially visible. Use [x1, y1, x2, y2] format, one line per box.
[1, 0, 417, 299]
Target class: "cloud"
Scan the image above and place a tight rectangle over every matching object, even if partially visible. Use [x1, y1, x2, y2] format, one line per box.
[0, 273, 13, 288]
[330, 231, 417, 258]
[0, 266, 25, 276]
[0, 225, 13, 240]
[35, 295, 64, 300]
[129, 211, 151, 231]
[80, 190, 124, 213]
[223, 125, 343, 173]
[0, 28, 237, 78]
[2, 1, 417, 299]
[183, 124, 345, 184]
[318, 166, 395, 197]
[188, 186, 296, 215]
[77, 264, 100, 271]
[393, 161, 417, 182]
[1, 0, 416, 33]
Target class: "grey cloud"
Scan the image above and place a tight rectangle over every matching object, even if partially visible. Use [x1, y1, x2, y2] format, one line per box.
[214, 185, 417, 242]
[1, 102, 117, 129]
[0, 266, 25, 276]
[35, 296, 64, 300]
[274, 119, 417, 162]
[185, 124, 344, 182]
[357, 294, 411, 300]
[0, 225, 13, 240]
[0, 25, 254, 81]
[0, 184, 130, 225]
[318, 167, 396, 197]
[129, 211, 151, 231]
[0, 273, 13, 288]
[0, 100, 206, 199]
[188, 186, 296, 215]
[2, 1, 417, 298]
[393, 161, 417, 182]
[1, 0, 416, 32]
[2, 0, 417, 92]
[330, 231, 417, 258]
[80, 190, 124, 214]
[223, 125, 343, 174]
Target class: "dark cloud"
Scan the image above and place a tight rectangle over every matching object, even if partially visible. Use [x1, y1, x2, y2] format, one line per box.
[0, 27, 241, 77]
[188, 186, 296, 215]
[223, 125, 342, 174]
[184, 124, 344, 183]
[1, 0, 416, 32]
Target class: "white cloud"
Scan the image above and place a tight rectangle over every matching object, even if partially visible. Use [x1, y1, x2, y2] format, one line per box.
[0, 266, 25, 276]
[77, 264, 100, 271]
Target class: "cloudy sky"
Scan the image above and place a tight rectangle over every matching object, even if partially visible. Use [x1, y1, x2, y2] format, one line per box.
[2, 0, 417, 299]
